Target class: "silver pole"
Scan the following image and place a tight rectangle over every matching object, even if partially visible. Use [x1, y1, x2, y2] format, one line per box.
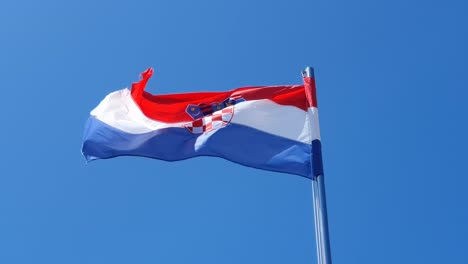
[312, 174, 332, 264]
[302, 67, 332, 264]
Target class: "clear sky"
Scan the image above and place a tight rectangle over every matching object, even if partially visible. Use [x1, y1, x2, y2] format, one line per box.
[1, 0, 467, 263]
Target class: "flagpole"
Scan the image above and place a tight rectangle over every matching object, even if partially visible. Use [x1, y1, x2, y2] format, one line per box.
[302, 67, 332, 264]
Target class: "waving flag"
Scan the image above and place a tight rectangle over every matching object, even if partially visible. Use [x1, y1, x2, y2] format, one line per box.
[82, 68, 322, 178]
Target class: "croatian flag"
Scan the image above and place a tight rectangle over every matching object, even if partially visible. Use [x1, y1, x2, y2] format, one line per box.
[82, 68, 323, 179]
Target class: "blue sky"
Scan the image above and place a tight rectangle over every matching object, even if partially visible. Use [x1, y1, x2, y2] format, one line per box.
[1, 0, 467, 263]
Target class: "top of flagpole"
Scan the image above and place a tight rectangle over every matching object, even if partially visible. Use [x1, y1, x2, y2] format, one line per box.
[302, 67, 315, 78]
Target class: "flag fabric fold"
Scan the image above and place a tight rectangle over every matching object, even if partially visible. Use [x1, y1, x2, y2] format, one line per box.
[82, 69, 322, 179]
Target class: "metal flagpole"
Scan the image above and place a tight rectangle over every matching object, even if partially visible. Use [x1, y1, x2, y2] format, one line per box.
[302, 67, 332, 264]
[311, 175, 332, 264]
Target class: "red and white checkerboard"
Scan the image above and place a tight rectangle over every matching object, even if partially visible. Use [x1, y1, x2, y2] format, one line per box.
[184, 106, 234, 134]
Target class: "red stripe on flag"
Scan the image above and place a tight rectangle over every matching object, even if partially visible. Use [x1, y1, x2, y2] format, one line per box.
[130, 68, 310, 123]
[303, 77, 318, 108]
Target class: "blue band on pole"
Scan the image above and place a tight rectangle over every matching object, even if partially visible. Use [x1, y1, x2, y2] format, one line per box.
[312, 139, 324, 178]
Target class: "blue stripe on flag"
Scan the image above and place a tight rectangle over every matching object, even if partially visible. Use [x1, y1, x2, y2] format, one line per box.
[82, 117, 321, 179]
